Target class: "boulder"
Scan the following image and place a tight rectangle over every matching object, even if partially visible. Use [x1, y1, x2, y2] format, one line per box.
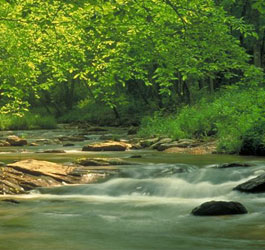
[82, 141, 130, 151]
[233, 173, 265, 193]
[192, 201, 248, 216]
[6, 135, 27, 146]
[76, 157, 132, 166]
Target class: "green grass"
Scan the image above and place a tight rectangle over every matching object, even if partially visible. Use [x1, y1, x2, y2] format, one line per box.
[0, 113, 57, 130]
[138, 87, 265, 155]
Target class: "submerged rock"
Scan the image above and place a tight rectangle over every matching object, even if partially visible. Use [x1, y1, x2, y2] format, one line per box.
[58, 135, 86, 142]
[233, 173, 265, 193]
[6, 135, 27, 146]
[82, 141, 130, 151]
[215, 162, 253, 169]
[192, 201, 248, 216]
[63, 143, 75, 147]
[38, 149, 66, 153]
[1, 199, 20, 204]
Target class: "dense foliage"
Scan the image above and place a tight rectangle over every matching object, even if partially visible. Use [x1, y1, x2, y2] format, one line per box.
[0, 0, 264, 153]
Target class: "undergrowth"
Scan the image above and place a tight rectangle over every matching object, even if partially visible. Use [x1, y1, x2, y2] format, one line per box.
[138, 87, 265, 155]
[0, 113, 57, 130]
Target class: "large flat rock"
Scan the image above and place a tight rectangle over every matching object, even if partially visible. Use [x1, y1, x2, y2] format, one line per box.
[0, 159, 112, 195]
[82, 141, 130, 151]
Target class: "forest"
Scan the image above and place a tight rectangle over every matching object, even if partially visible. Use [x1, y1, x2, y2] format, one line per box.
[0, 0, 264, 155]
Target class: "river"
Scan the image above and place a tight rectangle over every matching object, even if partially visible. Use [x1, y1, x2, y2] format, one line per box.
[0, 127, 265, 250]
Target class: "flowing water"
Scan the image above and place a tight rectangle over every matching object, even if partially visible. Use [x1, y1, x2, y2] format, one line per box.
[1, 127, 265, 250]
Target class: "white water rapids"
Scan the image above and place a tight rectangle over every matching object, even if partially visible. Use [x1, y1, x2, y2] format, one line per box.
[1, 161, 265, 250]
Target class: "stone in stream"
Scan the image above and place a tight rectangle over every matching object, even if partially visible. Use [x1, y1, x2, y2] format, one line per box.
[63, 143, 75, 147]
[6, 135, 27, 146]
[129, 155, 142, 158]
[192, 201, 248, 216]
[82, 141, 130, 151]
[76, 157, 132, 166]
[0, 140, 10, 146]
[0, 159, 111, 195]
[215, 162, 253, 169]
[1, 199, 20, 204]
[233, 173, 265, 193]
[38, 149, 66, 153]
[58, 135, 86, 142]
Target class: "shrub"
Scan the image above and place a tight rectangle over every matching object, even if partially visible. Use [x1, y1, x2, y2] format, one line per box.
[139, 87, 265, 155]
[0, 113, 57, 130]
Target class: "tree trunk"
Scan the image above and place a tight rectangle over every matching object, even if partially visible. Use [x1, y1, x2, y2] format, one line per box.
[183, 81, 191, 104]
[208, 77, 214, 94]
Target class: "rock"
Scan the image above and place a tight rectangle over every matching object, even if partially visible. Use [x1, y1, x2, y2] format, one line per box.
[38, 150, 66, 153]
[35, 139, 53, 144]
[233, 173, 265, 193]
[82, 141, 130, 151]
[1, 199, 20, 204]
[58, 136, 86, 142]
[76, 157, 132, 166]
[156, 142, 181, 151]
[6, 135, 27, 146]
[0, 159, 109, 195]
[150, 138, 173, 149]
[0, 140, 10, 146]
[63, 143, 75, 147]
[164, 141, 217, 155]
[140, 138, 160, 148]
[130, 155, 142, 158]
[192, 201, 248, 216]
[215, 162, 253, 169]
[157, 139, 200, 151]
